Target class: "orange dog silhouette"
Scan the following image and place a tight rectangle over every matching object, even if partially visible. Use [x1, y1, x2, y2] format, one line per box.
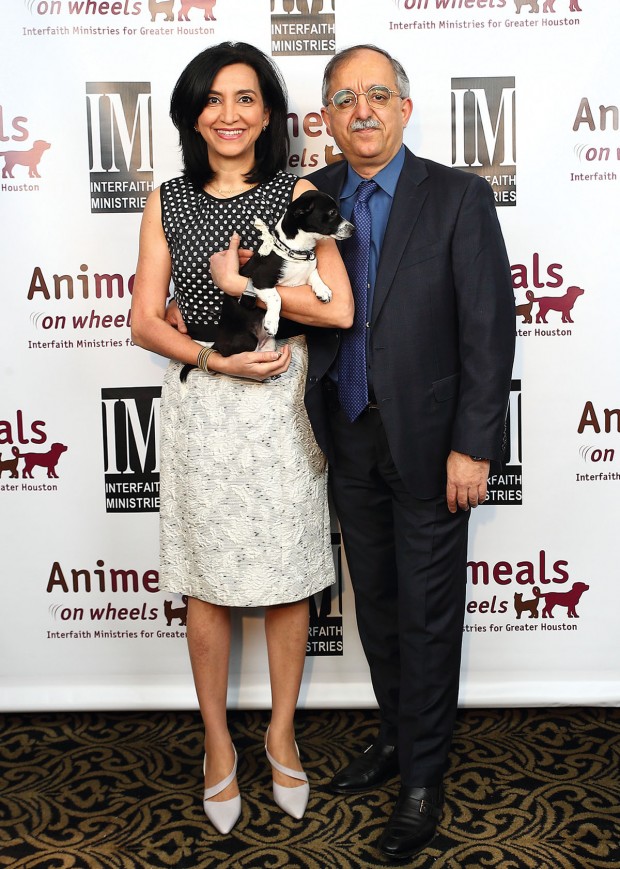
[325, 145, 345, 165]
[537, 582, 589, 618]
[164, 595, 188, 626]
[514, 591, 539, 619]
[516, 1, 582, 14]
[533, 286, 584, 323]
[515, 290, 535, 324]
[0, 140, 51, 178]
[17, 442, 67, 479]
[178, 0, 216, 20]
[0, 447, 20, 479]
[149, 0, 174, 20]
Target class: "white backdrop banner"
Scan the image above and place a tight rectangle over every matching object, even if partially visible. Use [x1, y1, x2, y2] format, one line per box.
[1, 0, 618, 711]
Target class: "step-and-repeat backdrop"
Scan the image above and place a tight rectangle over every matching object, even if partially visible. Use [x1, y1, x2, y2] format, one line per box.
[2, 0, 618, 711]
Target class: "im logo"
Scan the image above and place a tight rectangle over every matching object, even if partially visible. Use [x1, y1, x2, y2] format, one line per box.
[451, 76, 517, 206]
[101, 386, 161, 513]
[271, 0, 336, 57]
[307, 531, 344, 656]
[484, 379, 523, 506]
[86, 82, 154, 214]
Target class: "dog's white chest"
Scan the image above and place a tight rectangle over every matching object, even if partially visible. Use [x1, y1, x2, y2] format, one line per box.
[279, 259, 315, 287]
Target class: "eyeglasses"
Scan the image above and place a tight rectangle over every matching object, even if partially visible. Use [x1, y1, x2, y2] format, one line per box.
[328, 85, 402, 112]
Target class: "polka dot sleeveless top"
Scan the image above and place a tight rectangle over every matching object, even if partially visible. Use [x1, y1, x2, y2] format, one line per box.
[160, 171, 298, 327]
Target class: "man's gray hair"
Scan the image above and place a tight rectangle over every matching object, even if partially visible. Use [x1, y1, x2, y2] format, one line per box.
[321, 44, 411, 106]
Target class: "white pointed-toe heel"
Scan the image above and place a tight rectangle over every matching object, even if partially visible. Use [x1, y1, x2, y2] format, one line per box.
[203, 746, 241, 834]
[265, 730, 309, 820]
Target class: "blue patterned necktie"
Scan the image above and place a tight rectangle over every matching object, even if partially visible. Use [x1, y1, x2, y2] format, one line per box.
[338, 179, 378, 422]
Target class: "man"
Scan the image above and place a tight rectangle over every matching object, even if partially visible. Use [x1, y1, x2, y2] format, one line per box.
[165, 42, 514, 860]
[304, 45, 515, 861]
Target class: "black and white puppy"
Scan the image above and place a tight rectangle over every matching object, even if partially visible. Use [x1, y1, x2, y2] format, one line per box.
[179, 190, 353, 380]
[216, 190, 353, 355]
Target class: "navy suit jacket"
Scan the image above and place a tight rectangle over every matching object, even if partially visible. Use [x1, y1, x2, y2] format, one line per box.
[304, 147, 515, 499]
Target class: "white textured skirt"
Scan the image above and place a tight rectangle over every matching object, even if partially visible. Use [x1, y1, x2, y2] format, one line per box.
[158, 336, 335, 607]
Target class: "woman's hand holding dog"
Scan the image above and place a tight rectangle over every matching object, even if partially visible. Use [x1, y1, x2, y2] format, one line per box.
[165, 235, 289, 380]
[210, 344, 292, 381]
[164, 299, 188, 333]
[163, 300, 291, 380]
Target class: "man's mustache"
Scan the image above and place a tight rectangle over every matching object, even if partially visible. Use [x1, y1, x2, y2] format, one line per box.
[350, 118, 382, 131]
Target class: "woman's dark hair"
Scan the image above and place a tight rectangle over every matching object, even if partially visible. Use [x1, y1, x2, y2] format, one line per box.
[170, 42, 290, 188]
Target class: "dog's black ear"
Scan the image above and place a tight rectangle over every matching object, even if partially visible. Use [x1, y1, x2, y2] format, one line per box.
[292, 195, 315, 217]
[281, 193, 314, 237]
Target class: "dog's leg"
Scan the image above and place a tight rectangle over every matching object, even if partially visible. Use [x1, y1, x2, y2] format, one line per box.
[256, 288, 281, 337]
[308, 269, 333, 303]
[255, 321, 277, 352]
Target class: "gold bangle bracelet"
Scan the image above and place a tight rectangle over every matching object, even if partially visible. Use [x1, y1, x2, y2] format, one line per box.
[197, 346, 217, 373]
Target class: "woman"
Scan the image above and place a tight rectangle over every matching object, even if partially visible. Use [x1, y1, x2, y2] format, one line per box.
[130, 42, 352, 835]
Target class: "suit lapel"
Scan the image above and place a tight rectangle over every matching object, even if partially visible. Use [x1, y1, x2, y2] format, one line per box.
[314, 160, 347, 201]
[371, 150, 429, 326]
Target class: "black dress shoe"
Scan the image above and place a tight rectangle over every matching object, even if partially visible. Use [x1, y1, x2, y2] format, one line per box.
[330, 742, 398, 794]
[378, 785, 444, 861]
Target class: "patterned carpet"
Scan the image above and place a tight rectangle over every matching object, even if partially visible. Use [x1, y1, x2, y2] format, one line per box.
[0, 707, 618, 869]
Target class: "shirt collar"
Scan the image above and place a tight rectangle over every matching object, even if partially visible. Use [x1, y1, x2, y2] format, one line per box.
[341, 144, 406, 199]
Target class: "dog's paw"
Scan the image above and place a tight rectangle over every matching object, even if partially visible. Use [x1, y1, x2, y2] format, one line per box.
[314, 287, 332, 303]
[263, 314, 280, 336]
[309, 271, 333, 303]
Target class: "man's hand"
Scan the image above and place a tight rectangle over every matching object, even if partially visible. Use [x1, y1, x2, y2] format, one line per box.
[164, 232, 254, 330]
[210, 232, 253, 297]
[446, 451, 490, 513]
[164, 299, 187, 334]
